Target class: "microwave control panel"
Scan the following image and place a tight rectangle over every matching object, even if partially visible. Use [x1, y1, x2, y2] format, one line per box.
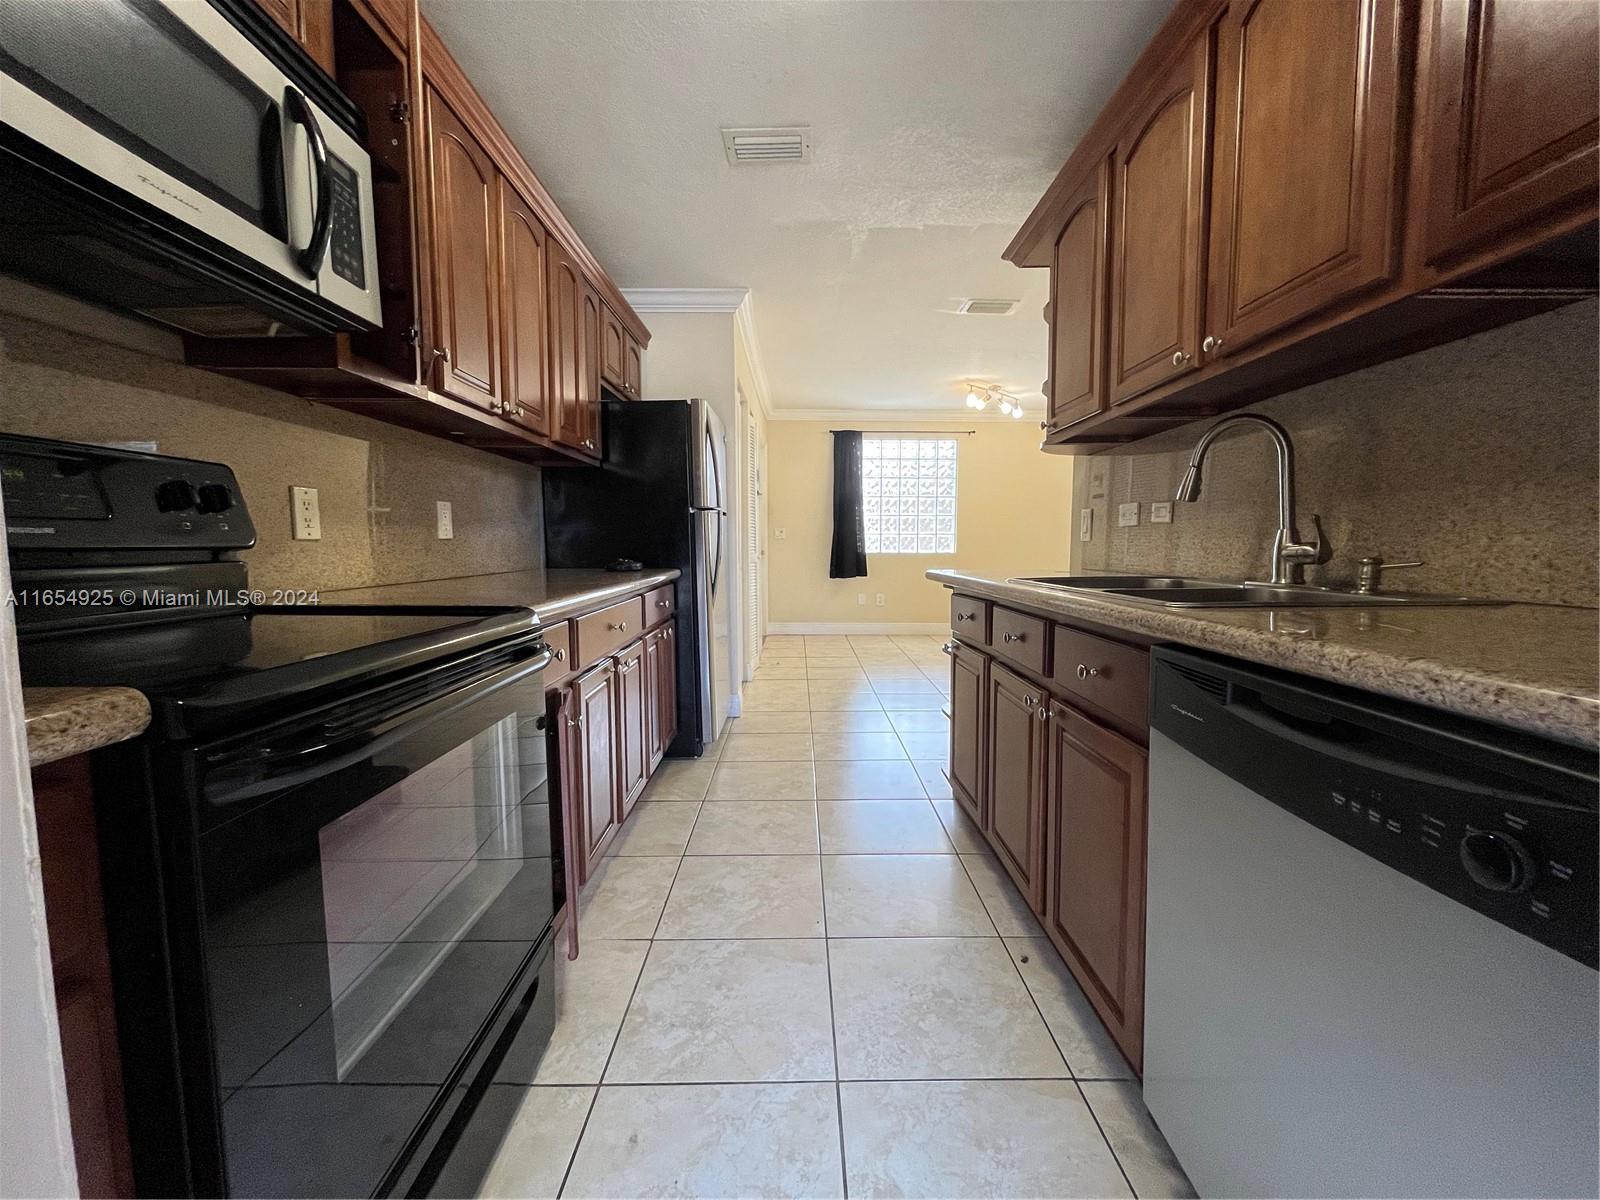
[328, 155, 366, 290]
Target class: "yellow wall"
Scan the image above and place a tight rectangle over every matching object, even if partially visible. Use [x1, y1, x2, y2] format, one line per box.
[766, 418, 1074, 628]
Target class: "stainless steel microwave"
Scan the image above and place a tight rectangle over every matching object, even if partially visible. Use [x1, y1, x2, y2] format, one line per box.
[0, 0, 382, 337]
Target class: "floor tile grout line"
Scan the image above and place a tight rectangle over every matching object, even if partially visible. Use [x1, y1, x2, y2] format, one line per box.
[558, 810, 700, 1197]
[518, 1074, 1133, 1089]
[813, 780, 852, 1198]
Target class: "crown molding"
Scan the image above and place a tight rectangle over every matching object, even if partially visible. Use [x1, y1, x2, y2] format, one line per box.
[621, 287, 750, 313]
[766, 406, 1042, 423]
[733, 294, 774, 420]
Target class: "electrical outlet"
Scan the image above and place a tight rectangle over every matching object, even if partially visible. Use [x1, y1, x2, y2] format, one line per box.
[435, 501, 454, 540]
[1079, 508, 1093, 542]
[1118, 502, 1141, 527]
[774, 527, 786, 541]
[875, 593, 885, 607]
[290, 486, 321, 541]
[857, 593, 867, 606]
[1150, 501, 1173, 524]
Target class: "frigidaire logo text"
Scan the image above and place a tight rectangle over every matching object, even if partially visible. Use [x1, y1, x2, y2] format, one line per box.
[1169, 703, 1205, 723]
[136, 173, 202, 214]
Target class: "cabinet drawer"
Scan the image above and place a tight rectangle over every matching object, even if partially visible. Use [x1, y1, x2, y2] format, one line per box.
[990, 605, 1048, 676]
[951, 594, 990, 643]
[1052, 625, 1148, 736]
[645, 584, 675, 627]
[542, 620, 574, 689]
[574, 597, 645, 669]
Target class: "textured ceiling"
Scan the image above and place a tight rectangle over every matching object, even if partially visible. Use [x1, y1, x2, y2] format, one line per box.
[421, 0, 1173, 414]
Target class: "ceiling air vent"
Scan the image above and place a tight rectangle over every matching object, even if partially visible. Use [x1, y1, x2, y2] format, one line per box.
[722, 127, 812, 165]
[956, 298, 1020, 316]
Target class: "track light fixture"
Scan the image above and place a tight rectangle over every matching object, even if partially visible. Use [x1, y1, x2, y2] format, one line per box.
[963, 384, 1027, 418]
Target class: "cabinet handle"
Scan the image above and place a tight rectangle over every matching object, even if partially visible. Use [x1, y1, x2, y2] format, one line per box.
[955, 612, 975, 622]
[607, 621, 628, 632]
[656, 600, 670, 609]
[1075, 663, 1102, 680]
[1002, 631, 1025, 644]
[1023, 694, 1037, 710]
[942, 641, 957, 656]
[1202, 335, 1223, 353]
[553, 648, 566, 662]
[1171, 350, 1190, 367]
[1037, 705, 1050, 722]
[431, 347, 450, 364]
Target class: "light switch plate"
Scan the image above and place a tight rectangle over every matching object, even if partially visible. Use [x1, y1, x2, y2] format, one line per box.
[1118, 502, 1140, 527]
[857, 592, 867, 606]
[1079, 508, 1093, 542]
[435, 501, 454, 540]
[1150, 501, 1173, 524]
[290, 486, 321, 541]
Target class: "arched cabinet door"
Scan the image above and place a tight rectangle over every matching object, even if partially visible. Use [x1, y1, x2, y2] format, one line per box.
[426, 86, 502, 411]
[498, 179, 550, 435]
[1204, 0, 1404, 358]
[1108, 33, 1211, 407]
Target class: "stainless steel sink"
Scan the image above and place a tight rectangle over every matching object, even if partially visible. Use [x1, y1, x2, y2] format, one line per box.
[1013, 575, 1506, 608]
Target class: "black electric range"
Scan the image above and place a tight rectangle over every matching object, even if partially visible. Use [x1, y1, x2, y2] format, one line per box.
[5, 434, 562, 1198]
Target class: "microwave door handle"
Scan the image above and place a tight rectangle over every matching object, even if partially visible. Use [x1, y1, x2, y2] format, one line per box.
[285, 87, 334, 279]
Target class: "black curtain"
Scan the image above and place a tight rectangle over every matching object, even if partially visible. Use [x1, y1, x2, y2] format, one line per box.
[829, 430, 868, 579]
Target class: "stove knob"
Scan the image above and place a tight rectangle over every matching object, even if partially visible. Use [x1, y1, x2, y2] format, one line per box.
[155, 479, 198, 512]
[196, 483, 234, 514]
[1459, 829, 1535, 894]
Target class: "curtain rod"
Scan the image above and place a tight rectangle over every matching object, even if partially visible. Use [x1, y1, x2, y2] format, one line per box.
[828, 429, 976, 436]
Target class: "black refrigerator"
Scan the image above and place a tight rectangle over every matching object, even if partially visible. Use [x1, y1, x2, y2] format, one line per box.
[543, 398, 732, 756]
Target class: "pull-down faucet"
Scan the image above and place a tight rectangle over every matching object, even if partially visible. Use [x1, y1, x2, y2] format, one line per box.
[1174, 414, 1330, 586]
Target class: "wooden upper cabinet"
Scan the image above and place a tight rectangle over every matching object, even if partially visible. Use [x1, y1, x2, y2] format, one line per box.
[547, 237, 585, 451]
[1109, 32, 1212, 406]
[624, 336, 643, 398]
[601, 307, 627, 392]
[579, 281, 603, 456]
[1048, 159, 1111, 431]
[427, 86, 502, 410]
[1044, 699, 1148, 1072]
[948, 640, 987, 829]
[1205, 0, 1405, 357]
[498, 179, 550, 435]
[987, 663, 1048, 906]
[1420, 0, 1600, 265]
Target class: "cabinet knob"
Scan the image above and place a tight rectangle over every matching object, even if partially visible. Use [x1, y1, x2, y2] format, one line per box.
[553, 648, 566, 661]
[1075, 663, 1102, 680]
[607, 620, 628, 632]
[941, 641, 956, 656]
[1037, 705, 1050, 722]
[431, 347, 450, 363]
[955, 612, 974, 622]
[1023, 694, 1037, 710]
[1002, 631, 1025, 644]
[656, 600, 670, 609]
[1171, 350, 1190, 367]
[1202, 335, 1223, 353]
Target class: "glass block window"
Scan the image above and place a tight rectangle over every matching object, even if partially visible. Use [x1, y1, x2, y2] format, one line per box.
[862, 436, 958, 554]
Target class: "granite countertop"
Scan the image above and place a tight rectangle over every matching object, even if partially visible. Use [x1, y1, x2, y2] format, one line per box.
[928, 569, 1599, 747]
[322, 567, 681, 624]
[23, 686, 151, 767]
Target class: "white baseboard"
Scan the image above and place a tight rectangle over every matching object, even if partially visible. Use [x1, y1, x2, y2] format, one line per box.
[768, 621, 948, 635]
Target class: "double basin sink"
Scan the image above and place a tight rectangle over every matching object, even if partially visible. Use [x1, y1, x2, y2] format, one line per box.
[1013, 575, 1505, 609]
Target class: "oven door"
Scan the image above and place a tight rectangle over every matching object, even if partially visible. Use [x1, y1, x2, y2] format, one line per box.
[188, 643, 558, 1198]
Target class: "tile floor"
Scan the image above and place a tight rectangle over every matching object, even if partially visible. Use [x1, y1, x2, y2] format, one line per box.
[478, 634, 1194, 1199]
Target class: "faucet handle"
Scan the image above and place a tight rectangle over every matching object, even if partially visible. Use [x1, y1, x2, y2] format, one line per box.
[1281, 514, 1331, 567]
[1356, 555, 1424, 595]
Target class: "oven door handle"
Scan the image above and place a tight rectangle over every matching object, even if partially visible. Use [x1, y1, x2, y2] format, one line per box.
[285, 86, 334, 280]
[202, 648, 552, 806]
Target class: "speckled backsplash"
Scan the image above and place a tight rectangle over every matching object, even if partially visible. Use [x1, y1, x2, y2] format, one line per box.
[0, 309, 543, 592]
[1071, 301, 1599, 608]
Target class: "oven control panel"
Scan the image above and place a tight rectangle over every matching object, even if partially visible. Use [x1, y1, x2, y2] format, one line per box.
[1, 434, 256, 552]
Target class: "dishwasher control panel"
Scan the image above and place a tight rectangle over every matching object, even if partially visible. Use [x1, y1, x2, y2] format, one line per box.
[1154, 648, 1598, 968]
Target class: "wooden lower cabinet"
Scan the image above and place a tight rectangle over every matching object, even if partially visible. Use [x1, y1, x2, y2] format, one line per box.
[573, 661, 619, 871]
[1043, 699, 1149, 1072]
[616, 641, 648, 819]
[947, 595, 1151, 1075]
[562, 616, 680, 881]
[948, 639, 987, 827]
[986, 662, 1048, 907]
